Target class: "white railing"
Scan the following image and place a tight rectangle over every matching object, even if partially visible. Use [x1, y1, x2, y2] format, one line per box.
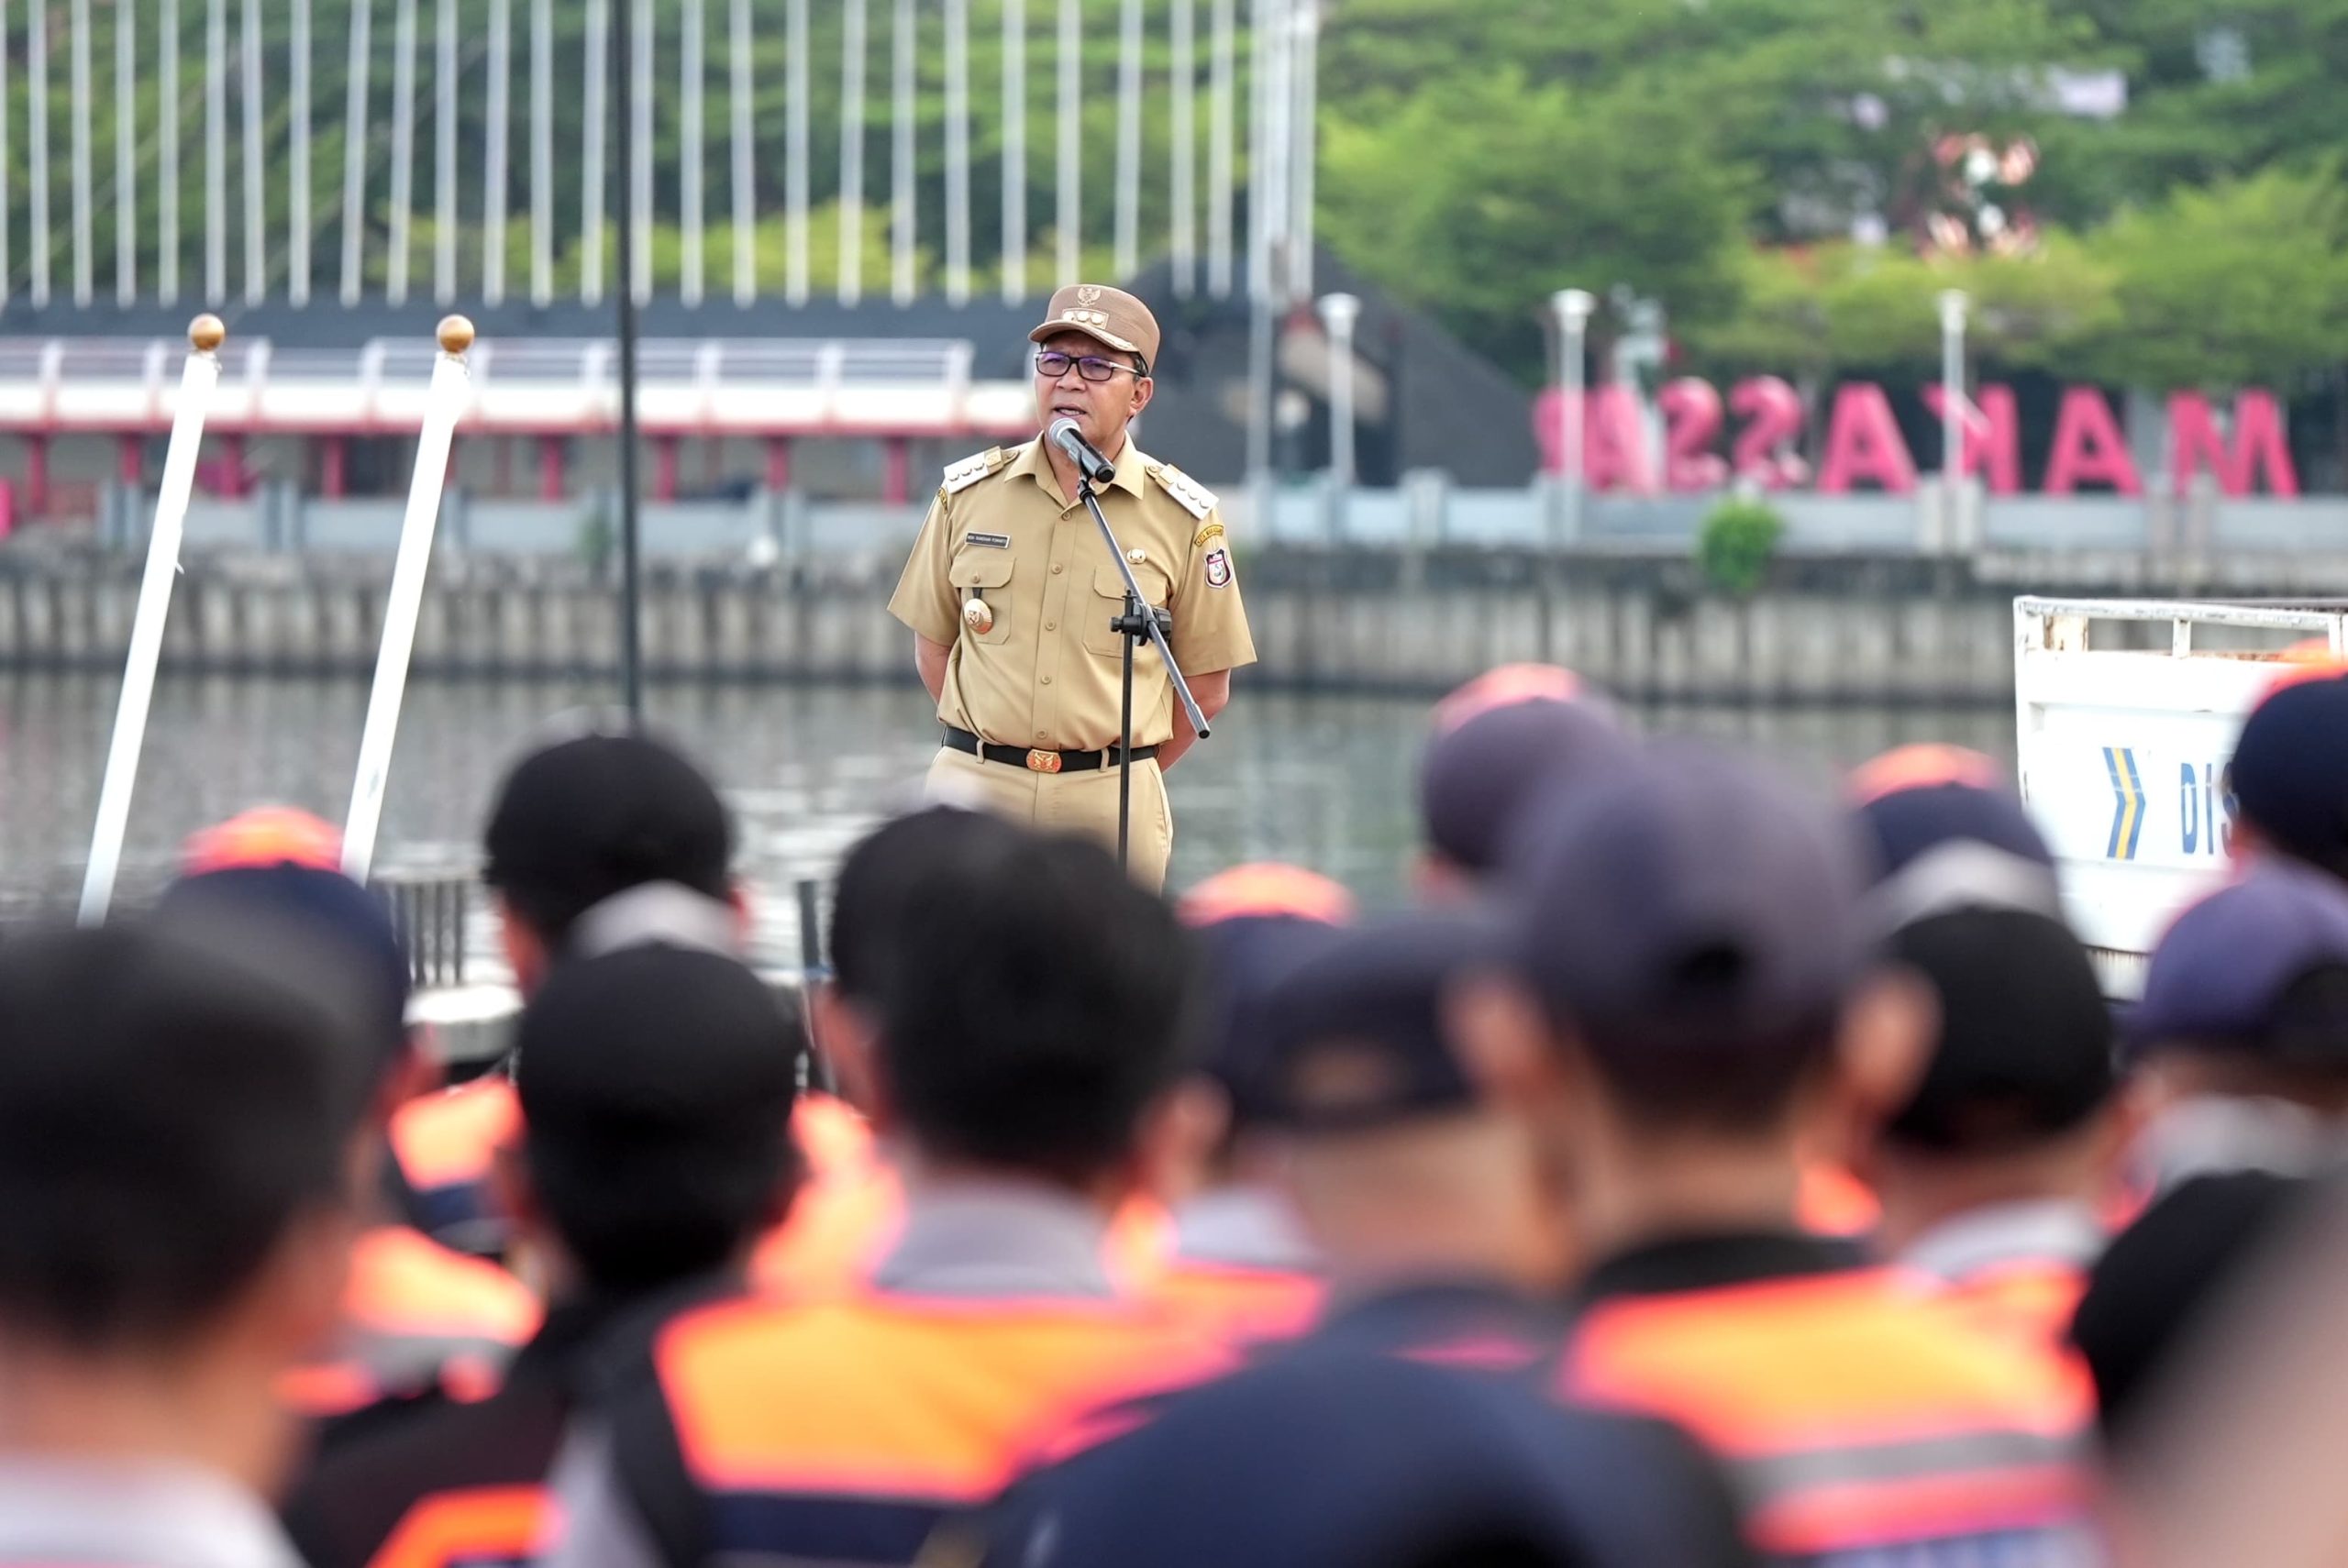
[0, 336, 1035, 438]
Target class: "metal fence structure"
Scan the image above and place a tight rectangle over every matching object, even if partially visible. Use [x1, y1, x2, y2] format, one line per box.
[0, 0, 1320, 314]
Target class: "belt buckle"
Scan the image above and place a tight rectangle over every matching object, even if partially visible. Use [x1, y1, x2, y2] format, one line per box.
[1024, 748, 1063, 774]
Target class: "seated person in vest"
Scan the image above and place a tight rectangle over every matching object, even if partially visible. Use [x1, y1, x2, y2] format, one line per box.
[0, 926, 360, 1567]
[970, 1340, 1751, 1568]
[1860, 906, 2121, 1353]
[544, 809, 1231, 1568]
[1244, 911, 1573, 1368]
[282, 943, 803, 1568]
[1413, 663, 1632, 905]
[152, 816, 540, 1422]
[2071, 864, 2348, 1449]
[1456, 745, 2098, 1564]
[395, 729, 870, 1262]
[1106, 863, 1357, 1344]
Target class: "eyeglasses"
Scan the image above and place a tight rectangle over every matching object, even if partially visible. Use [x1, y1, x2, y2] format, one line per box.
[1035, 349, 1148, 383]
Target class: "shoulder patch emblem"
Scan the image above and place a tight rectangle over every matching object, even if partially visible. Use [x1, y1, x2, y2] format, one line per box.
[1148, 462, 1218, 522]
[942, 447, 1009, 496]
[1204, 547, 1233, 588]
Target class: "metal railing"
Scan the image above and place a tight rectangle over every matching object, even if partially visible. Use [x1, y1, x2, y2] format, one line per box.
[0, 336, 1026, 439]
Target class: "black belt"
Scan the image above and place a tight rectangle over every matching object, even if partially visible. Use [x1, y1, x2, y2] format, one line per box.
[942, 726, 1157, 774]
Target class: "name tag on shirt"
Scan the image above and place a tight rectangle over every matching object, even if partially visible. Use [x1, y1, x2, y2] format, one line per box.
[965, 531, 1012, 548]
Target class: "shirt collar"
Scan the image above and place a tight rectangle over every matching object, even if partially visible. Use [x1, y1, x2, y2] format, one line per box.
[1170, 1187, 1320, 1273]
[1899, 1198, 2106, 1286]
[1573, 1230, 1870, 1308]
[0, 1457, 305, 1568]
[870, 1177, 1117, 1300]
[2135, 1094, 2344, 1194]
[1008, 431, 1150, 506]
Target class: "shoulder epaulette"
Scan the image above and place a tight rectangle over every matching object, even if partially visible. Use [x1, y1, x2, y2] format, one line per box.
[941, 447, 1010, 496]
[1146, 461, 1218, 521]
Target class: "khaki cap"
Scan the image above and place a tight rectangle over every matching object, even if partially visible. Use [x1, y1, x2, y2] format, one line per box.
[1029, 283, 1160, 371]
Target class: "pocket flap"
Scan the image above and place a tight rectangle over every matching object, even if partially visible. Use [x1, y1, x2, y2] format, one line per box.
[1093, 562, 1168, 602]
[949, 553, 1014, 590]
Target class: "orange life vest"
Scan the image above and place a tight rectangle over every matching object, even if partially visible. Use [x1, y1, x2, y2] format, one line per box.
[1561, 1264, 2093, 1562]
[648, 1290, 1232, 1562]
[283, 1225, 542, 1417]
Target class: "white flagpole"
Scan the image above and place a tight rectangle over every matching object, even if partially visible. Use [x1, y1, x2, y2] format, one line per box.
[338, 0, 371, 304]
[1169, 0, 1194, 296]
[1206, 0, 1232, 297]
[1113, 0, 1139, 280]
[115, 0, 136, 304]
[80, 316, 228, 926]
[681, 0, 703, 306]
[838, 0, 866, 306]
[241, 0, 264, 303]
[387, 0, 415, 303]
[342, 316, 474, 885]
[530, 0, 552, 304]
[70, 0, 89, 305]
[889, 0, 913, 305]
[728, 0, 753, 305]
[434, 0, 456, 304]
[999, 0, 1023, 303]
[1055, 0, 1078, 286]
[483, 0, 510, 305]
[291, 0, 311, 304]
[785, 0, 808, 304]
[943, 0, 968, 304]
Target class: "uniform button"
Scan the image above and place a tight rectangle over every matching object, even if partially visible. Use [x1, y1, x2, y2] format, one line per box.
[1050, 563, 1063, 575]
[1045, 621, 1056, 631]
[1036, 731, 1047, 741]
[1041, 675, 1053, 685]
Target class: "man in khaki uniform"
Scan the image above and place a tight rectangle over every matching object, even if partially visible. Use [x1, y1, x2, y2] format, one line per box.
[888, 283, 1257, 889]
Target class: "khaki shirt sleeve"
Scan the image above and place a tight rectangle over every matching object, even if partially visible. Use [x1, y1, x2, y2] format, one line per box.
[1168, 511, 1257, 673]
[886, 491, 961, 646]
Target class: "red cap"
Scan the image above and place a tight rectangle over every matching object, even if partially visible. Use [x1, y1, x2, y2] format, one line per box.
[1178, 863, 1355, 929]
[183, 807, 345, 875]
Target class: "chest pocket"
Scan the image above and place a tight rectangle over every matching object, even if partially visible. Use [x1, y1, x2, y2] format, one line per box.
[1083, 561, 1174, 657]
[948, 552, 1014, 646]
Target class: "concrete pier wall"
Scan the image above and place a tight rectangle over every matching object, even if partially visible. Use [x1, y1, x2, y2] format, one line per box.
[0, 548, 2333, 704]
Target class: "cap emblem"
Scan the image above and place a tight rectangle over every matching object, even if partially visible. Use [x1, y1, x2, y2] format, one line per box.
[1076, 284, 1104, 304]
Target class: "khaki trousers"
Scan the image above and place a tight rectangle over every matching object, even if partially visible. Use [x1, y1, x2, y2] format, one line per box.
[924, 744, 1174, 890]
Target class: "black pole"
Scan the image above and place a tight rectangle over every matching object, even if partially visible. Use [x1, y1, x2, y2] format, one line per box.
[612, 0, 645, 726]
[1117, 589, 1135, 870]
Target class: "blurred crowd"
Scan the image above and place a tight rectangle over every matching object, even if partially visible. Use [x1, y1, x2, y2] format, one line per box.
[5, 664, 2348, 1568]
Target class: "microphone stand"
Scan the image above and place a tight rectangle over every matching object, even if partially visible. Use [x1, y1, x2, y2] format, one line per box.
[1075, 476, 1212, 870]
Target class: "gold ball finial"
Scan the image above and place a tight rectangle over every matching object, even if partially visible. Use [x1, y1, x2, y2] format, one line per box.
[188, 313, 227, 353]
[436, 314, 476, 356]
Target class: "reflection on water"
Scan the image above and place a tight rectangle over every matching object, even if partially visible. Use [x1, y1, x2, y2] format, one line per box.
[0, 674, 2015, 957]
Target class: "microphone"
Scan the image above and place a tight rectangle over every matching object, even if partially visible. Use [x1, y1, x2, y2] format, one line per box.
[1047, 417, 1117, 485]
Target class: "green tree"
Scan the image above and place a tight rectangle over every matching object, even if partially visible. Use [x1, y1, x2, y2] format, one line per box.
[2075, 164, 2348, 390]
[1318, 72, 1751, 381]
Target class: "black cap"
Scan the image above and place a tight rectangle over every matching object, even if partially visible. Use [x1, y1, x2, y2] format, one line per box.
[2231, 675, 2348, 877]
[1883, 907, 2114, 1153]
[150, 859, 413, 1125]
[1848, 745, 2054, 878]
[1420, 668, 1632, 876]
[515, 944, 798, 1163]
[1256, 913, 1498, 1132]
[514, 943, 800, 1289]
[1502, 744, 1870, 1056]
[1180, 865, 1356, 1128]
[482, 733, 734, 945]
[2121, 862, 2348, 1060]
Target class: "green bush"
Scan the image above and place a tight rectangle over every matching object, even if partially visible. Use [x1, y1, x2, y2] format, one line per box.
[1696, 497, 1786, 597]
